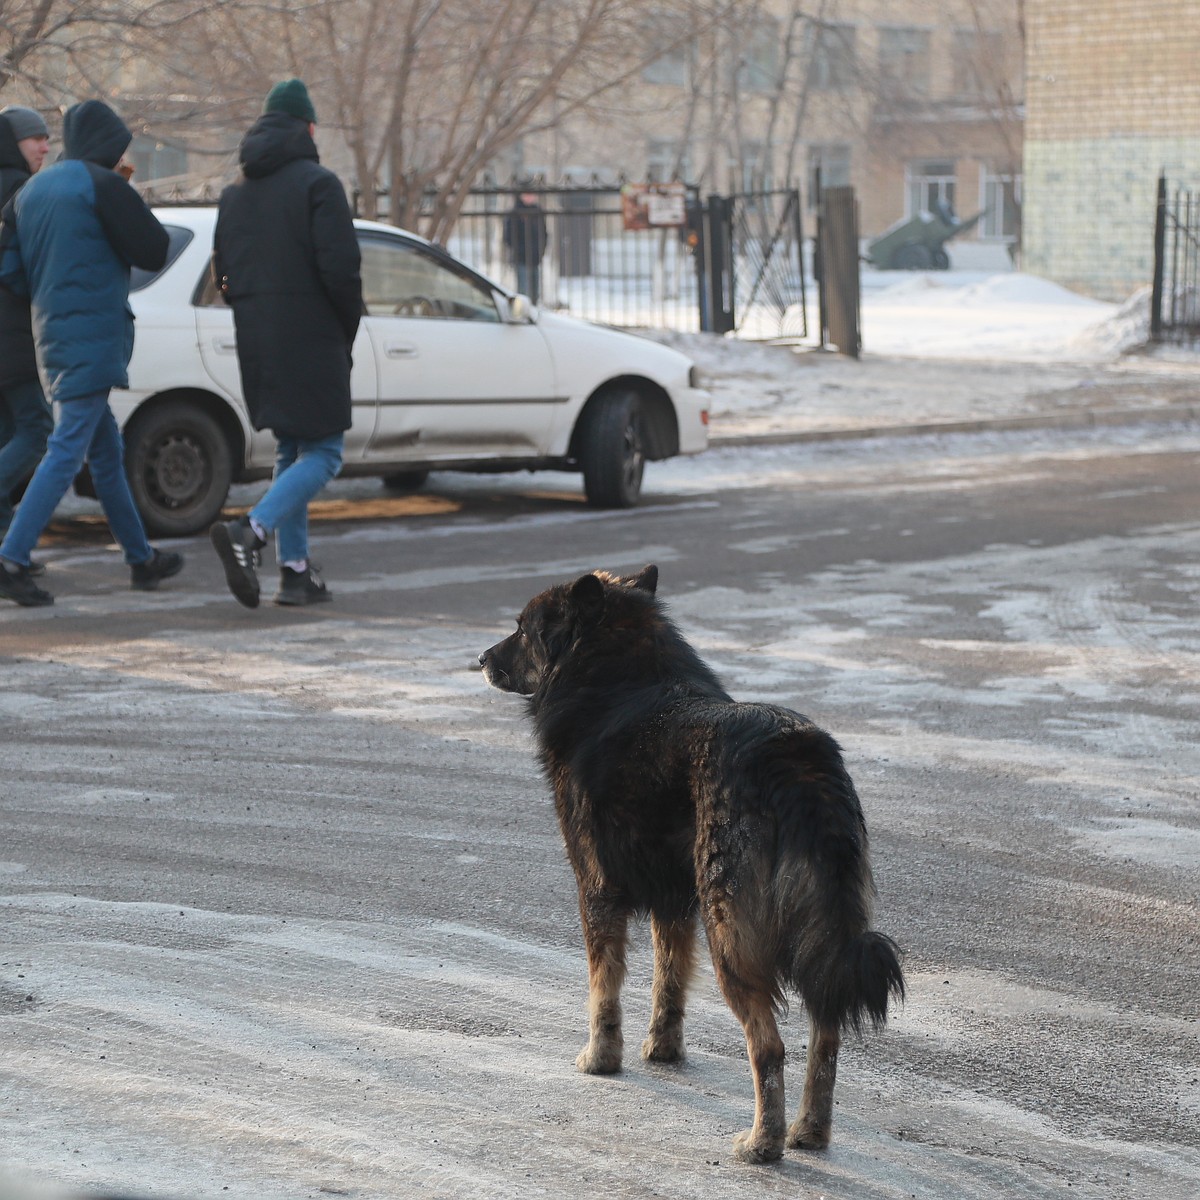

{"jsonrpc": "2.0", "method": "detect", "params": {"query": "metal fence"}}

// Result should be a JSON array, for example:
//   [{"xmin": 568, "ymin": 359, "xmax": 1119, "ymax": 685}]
[
  {"xmin": 1151, "ymin": 174, "xmax": 1200, "ymax": 343},
  {"xmin": 356, "ymin": 183, "xmax": 806, "ymax": 339}
]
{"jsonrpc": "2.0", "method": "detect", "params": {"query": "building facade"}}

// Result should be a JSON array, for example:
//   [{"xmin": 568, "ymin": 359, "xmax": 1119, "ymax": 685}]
[
  {"xmin": 1023, "ymin": 0, "xmax": 1200, "ymax": 300},
  {"xmin": 519, "ymin": 0, "xmax": 1024, "ymax": 267}
]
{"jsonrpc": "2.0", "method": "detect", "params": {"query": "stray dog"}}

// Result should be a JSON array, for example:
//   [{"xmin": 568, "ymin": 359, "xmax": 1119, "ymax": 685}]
[{"xmin": 479, "ymin": 566, "xmax": 904, "ymax": 1164}]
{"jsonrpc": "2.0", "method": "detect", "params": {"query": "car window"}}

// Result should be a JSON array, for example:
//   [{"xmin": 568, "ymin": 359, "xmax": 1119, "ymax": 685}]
[
  {"xmin": 130, "ymin": 224, "xmax": 194, "ymax": 293},
  {"xmin": 360, "ymin": 235, "xmax": 500, "ymax": 322}
]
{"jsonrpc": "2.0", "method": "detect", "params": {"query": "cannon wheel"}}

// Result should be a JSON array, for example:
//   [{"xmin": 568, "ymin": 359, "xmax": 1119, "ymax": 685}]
[
  {"xmin": 894, "ymin": 242, "xmax": 933, "ymax": 270},
  {"xmin": 931, "ymin": 248, "xmax": 951, "ymax": 271}
]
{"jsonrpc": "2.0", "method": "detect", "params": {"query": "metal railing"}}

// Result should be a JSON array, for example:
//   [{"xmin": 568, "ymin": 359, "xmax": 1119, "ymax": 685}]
[{"xmin": 1151, "ymin": 174, "xmax": 1200, "ymax": 343}]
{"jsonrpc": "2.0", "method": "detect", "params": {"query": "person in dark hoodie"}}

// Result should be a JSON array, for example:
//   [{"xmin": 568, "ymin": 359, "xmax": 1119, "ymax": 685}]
[
  {"xmin": 209, "ymin": 78, "xmax": 362, "ymax": 609},
  {"xmin": 0, "ymin": 99, "xmax": 181, "ymax": 608},
  {"xmin": 0, "ymin": 106, "xmax": 53, "ymax": 572}
]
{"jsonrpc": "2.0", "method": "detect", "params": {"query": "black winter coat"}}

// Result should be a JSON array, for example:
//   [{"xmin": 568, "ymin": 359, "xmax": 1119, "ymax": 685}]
[
  {"xmin": 213, "ymin": 113, "xmax": 362, "ymax": 440},
  {"xmin": 0, "ymin": 116, "xmax": 37, "ymax": 389},
  {"xmin": 503, "ymin": 198, "xmax": 548, "ymax": 266}
]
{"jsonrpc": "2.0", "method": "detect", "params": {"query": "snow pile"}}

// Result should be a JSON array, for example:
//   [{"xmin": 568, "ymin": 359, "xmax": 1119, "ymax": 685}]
[
  {"xmin": 1068, "ymin": 287, "xmax": 1152, "ymax": 357},
  {"xmin": 860, "ymin": 271, "xmax": 1119, "ymax": 362}
]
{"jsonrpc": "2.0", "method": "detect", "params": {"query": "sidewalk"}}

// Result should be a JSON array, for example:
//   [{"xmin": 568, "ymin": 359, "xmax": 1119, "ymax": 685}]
[
  {"xmin": 647, "ymin": 271, "xmax": 1200, "ymax": 447},
  {"xmin": 703, "ymin": 348, "xmax": 1200, "ymax": 447}
]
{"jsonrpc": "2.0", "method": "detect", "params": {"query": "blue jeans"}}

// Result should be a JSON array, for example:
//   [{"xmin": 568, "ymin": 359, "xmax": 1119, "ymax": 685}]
[
  {"xmin": 249, "ymin": 433, "xmax": 343, "ymax": 565},
  {"xmin": 0, "ymin": 378, "xmax": 54, "ymax": 540},
  {"xmin": 514, "ymin": 262, "xmax": 541, "ymax": 305},
  {"xmin": 0, "ymin": 390, "xmax": 152, "ymax": 568}
]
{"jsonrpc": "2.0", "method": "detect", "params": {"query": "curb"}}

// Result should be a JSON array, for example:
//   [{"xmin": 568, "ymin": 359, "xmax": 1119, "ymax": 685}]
[{"xmin": 708, "ymin": 402, "xmax": 1200, "ymax": 448}]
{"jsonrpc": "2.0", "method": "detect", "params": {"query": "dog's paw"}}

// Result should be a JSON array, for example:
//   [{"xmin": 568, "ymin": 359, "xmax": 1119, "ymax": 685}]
[
  {"xmin": 576, "ymin": 1042, "xmax": 622, "ymax": 1074},
  {"xmin": 732, "ymin": 1129, "xmax": 784, "ymax": 1165},
  {"xmin": 786, "ymin": 1117, "xmax": 831, "ymax": 1150},
  {"xmin": 641, "ymin": 1032, "xmax": 686, "ymax": 1064}
]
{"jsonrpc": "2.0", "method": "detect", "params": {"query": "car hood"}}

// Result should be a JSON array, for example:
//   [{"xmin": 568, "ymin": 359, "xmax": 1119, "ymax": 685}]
[{"xmin": 533, "ymin": 309, "xmax": 695, "ymax": 381}]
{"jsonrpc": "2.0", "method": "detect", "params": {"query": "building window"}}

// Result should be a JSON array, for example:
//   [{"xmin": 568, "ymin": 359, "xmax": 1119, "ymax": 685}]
[
  {"xmin": 980, "ymin": 170, "xmax": 1021, "ymax": 240},
  {"xmin": 907, "ymin": 160, "xmax": 956, "ymax": 218},
  {"xmin": 811, "ymin": 23, "xmax": 857, "ymax": 91},
  {"xmin": 732, "ymin": 141, "xmax": 772, "ymax": 194},
  {"xmin": 647, "ymin": 138, "xmax": 690, "ymax": 183},
  {"xmin": 642, "ymin": 12, "xmax": 690, "ymax": 87},
  {"xmin": 879, "ymin": 26, "xmax": 931, "ymax": 97},
  {"xmin": 736, "ymin": 16, "xmax": 780, "ymax": 93},
  {"xmin": 806, "ymin": 144, "xmax": 851, "ymax": 208},
  {"xmin": 951, "ymin": 28, "xmax": 1006, "ymax": 98}
]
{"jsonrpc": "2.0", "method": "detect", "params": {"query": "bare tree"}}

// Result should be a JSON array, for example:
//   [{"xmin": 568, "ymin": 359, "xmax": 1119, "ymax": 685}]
[{"xmin": 0, "ymin": 0, "xmax": 201, "ymax": 102}]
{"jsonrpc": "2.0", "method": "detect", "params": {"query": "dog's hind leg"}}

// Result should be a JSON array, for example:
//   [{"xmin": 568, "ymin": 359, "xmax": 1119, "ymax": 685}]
[
  {"xmin": 642, "ymin": 912, "xmax": 697, "ymax": 1063},
  {"xmin": 575, "ymin": 896, "xmax": 628, "ymax": 1074},
  {"xmin": 787, "ymin": 1018, "xmax": 840, "ymax": 1150},
  {"xmin": 709, "ymin": 947, "xmax": 786, "ymax": 1163}
]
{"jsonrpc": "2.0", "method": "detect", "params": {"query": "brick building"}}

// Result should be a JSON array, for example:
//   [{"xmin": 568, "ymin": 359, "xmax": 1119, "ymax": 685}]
[{"xmin": 1023, "ymin": 0, "xmax": 1200, "ymax": 300}]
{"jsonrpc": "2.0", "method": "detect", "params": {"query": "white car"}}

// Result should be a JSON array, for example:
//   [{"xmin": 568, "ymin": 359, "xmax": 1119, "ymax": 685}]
[{"xmin": 112, "ymin": 207, "xmax": 709, "ymax": 536}]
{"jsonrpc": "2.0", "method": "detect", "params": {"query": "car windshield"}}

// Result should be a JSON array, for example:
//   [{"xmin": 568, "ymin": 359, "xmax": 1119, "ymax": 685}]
[{"xmin": 130, "ymin": 224, "xmax": 194, "ymax": 292}]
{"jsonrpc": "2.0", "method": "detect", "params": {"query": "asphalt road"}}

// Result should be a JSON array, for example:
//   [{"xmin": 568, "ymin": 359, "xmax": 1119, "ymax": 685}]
[{"xmin": 2, "ymin": 424, "xmax": 1199, "ymax": 1199}]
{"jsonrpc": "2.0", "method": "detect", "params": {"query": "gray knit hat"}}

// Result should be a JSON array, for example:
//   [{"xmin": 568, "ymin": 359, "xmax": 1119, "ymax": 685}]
[{"xmin": 1, "ymin": 105, "xmax": 49, "ymax": 141}]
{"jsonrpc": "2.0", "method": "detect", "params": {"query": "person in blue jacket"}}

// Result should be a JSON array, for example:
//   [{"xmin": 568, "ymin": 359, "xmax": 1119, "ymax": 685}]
[{"xmin": 0, "ymin": 99, "xmax": 184, "ymax": 607}]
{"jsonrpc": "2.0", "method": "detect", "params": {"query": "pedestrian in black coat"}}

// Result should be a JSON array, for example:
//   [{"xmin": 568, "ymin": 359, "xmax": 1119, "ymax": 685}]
[
  {"xmin": 503, "ymin": 191, "xmax": 548, "ymax": 304},
  {"xmin": 0, "ymin": 107, "xmax": 53, "ymax": 559},
  {"xmin": 209, "ymin": 79, "xmax": 363, "ymax": 610}
]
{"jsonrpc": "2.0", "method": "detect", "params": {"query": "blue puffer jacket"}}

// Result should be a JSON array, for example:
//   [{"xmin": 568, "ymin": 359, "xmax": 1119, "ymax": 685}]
[{"xmin": 0, "ymin": 101, "xmax": 168, "ymax": 402}]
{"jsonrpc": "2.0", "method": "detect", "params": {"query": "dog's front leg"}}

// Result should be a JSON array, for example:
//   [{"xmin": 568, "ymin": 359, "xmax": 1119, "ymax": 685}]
[
  {"xmin": 642, "ymin": 912, "xmax": 696, "ymax": 1063},
  {"xmin": 575, "ymin": 893, "xmax": 628, "ymax": 1074}
]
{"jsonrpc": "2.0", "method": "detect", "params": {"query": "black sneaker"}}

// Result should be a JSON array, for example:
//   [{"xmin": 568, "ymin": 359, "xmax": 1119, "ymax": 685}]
[
  {"xmin": 0, "ymin": 560, "xmax": 53, "ymax": 607},
  {"xmin": 210, "ymin": 516, "xmax": 265, "ymax": 608},
  {"xmin": 26, "ymin": 557, "xmax": 45, "ymax": 578},
  {"xmin": 131, "ymin": 548, "xmax": 184, "ymax": 591},
  {"xmin": 274, "ymin": 563, "xmax": 331, "ymax": 606}
]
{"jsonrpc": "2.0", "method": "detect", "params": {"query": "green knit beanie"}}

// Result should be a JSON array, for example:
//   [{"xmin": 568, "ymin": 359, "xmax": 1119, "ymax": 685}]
[{"xmin": 263, "ymin": 79, "xmax": 317, "ymax": 125}]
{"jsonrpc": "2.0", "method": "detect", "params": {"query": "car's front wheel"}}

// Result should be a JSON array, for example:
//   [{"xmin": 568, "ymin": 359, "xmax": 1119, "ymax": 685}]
[
  {"xmin": 124, "ymin": 398, "xmax": 234, "ymax": 537},
  {"xmin": 579, "ymin": 388, "xmax": 645, "ymax": 508},
  {"xmin": 381, "ymin": 469, "xmax": 430, "ymax": 493}
]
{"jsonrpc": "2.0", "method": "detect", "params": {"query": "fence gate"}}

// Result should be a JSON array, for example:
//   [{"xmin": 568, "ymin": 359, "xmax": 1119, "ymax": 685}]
[
  {"xmin": 720, "ymin": 189, "xmax": 807, "ymax": 340},
  {"xmin": 1151, "ymin": 173, "xmax": 1200, "ymax": 344},
  {"xmin": 358, "ymin": 183, "xmax": 806, "ymax": 338}
]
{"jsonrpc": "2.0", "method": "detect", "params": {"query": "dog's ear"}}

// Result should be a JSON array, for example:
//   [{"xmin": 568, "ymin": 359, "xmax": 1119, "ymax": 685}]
[
  {"xmin": 632, "ymin": 564, "xmax": 658, "ymax": 594},
  {"xmin": 571, "ymin": 573, "xmax": 606, "ymax": 624}
]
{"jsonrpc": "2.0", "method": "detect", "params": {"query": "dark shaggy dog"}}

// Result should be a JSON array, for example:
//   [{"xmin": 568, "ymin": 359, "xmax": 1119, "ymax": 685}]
[{"xmin": 479, "ymin": 565, "xmax": 904, "ymax": 1163}]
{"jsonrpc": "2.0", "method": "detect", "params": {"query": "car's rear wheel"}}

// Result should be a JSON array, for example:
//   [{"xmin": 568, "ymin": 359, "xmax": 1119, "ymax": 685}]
[
  {"xmin": 579, "ymin": 388, "xmax": 645, "ymax": 508},
  {"xmin": 124, "ymin": 399, "xmax": 233, "ymax": 537},
  {"xmin": 381, "ymin": 469, "xmax": 430, "ymax": 493}
]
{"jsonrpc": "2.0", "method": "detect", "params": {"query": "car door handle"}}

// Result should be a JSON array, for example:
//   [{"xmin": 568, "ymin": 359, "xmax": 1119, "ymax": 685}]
[
  {"xmin": 214, "ymin": 336, "xmax": 238, "ymax": 353},
  {"xmin": 385, "ymin": 342, "xmax": 418, "ymax": 359}
]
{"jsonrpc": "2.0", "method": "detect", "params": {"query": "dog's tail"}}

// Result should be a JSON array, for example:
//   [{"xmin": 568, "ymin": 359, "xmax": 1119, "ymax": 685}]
[
  {"xmin": 763, "ymin": 727, "xmax": 906, "ymax": 1032},
  {"xmin": 803, "ymin": 929, "xmax": 905, "ymax": 1036}
]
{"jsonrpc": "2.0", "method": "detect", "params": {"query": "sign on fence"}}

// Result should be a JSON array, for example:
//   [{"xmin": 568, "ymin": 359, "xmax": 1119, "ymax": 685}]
[{"xmin": 620, "ymin": 183, "xmax": 687, "ymax": 231}]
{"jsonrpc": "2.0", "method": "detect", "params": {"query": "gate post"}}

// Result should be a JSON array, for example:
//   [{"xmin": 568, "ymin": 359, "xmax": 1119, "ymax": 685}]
[
  {"xmin": 817, "ymin": 186, "xmax": 861, "ymax": 357},
  {"xmin": 1150, "ymin": 172, "xmax": 1167, "ymax": 342},
  {"xmin": 705, "ymin": 195, "xmax": 736, "ymax": 334}
]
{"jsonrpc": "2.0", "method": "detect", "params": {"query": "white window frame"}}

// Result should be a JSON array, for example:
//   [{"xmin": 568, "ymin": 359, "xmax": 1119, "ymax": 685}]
[
  {"xmin": 979, "ymin": 169, "xmax": 1022, "ymax": 241},
  {"xmin": 906, "ymin": 160, "xmax": 957, "ymax": 219}
]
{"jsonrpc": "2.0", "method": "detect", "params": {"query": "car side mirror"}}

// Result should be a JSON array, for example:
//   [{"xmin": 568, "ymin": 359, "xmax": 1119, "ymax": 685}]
[{"xmin": 497, "ymin": 291, "xmax": 536, "ymax": 324}]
